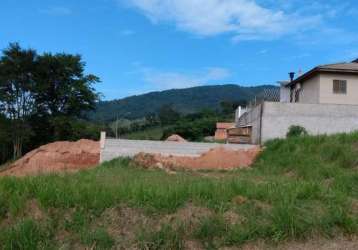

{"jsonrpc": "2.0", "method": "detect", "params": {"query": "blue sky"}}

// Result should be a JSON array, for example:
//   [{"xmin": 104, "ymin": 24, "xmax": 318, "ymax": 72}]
[{"xmin": 1, "ymin": 0, "xmax": 358, "ymax": 100}]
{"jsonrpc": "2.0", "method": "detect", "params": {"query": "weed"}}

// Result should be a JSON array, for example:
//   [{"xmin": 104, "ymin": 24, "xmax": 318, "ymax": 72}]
[
  {"xmin": 0, "ymin": 219, "xmax": 53, "ymax": 249},
  {"xmin": 195, "ymin": 215, "xmax": 227, "ymax": 248},
  {"xmin": 80, "ymin": 228, "xmax": 114, "ymax": 250},
  {"xmin": 137, "ymin": 223, "xmax": 185, "ymax": 250}
]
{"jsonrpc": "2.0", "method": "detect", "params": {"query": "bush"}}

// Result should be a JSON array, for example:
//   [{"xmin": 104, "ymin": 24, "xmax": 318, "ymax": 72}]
[
  {"xmin": 162, "ymin": 117, "xmax": 217, "ymax": 141},
  {"xmin": 286, "ymin": 125, "xmax": 308, "ymax": 138}
]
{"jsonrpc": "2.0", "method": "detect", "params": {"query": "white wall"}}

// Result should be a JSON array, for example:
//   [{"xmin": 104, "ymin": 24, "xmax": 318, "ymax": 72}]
[
  {"xmin": 261, "ymin": 102, "xmax": 358, "ymax": 143},
  {"xmin": 101, "ymin": 139, "xmax": 256, "ymax": 162},
  {"xmin": 299, "ymin": 75, "xmax": 320, "ymax": 103},
  {"xmin": 280, "ymin": 85, "xmax": 290, "ymax": 103},
  {"xmin": 319, "ymin": 73, "xmax": 358, "ymax": 105}
]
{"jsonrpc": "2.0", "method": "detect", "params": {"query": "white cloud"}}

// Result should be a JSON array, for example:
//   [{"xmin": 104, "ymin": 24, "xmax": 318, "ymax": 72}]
[
  {"xmin": 124, "ymin": 0, "xmax": 321, "ymax": 40},
  {"xmin": 141, "ymin": 67, "xmax": 231, "ymax": 89},
  {"xmin": 39, "ymin": 7, "xmax": 72, "ymax": 16}
]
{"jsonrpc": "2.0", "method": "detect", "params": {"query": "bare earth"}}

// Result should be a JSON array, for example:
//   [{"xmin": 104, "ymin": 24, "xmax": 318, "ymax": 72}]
[
  {"xmin": 238, "ymin": 236, "xmax": 358, "ymax": 250},
  {"xmin": 0, "ymin": 139, "xmax": 100, "ymax": 177},
  {"xmin": 134, "ymin": 146, "xmax": 261, "ymax": 170}
]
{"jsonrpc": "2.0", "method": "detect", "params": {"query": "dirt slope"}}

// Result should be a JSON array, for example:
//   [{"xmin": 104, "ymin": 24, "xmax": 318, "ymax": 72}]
[
  {"xmin": 134, "ymin": 146, "xmax": 261, "ymax": 170},
  {"xmin": 0, "ymin": 139, "xmax": 99, "ymax": 177}
]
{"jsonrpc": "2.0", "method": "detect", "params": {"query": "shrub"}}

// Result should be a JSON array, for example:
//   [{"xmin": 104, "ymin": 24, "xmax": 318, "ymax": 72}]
[{"xmin": 286, "ymin": 125, "xmax": 308, "ymax": 138}]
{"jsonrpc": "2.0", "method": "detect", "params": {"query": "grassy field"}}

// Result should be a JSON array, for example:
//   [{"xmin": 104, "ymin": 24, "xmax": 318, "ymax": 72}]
[
  {"xmin": 0, "ymin": 133, "xmax": 358, "ymax": 249},
  {"xmin": 122, "ymin": 126, "xmax": 166, "ymax": 140}
]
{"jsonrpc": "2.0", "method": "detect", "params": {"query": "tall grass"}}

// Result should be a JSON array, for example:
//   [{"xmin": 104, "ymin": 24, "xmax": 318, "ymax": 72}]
[
  {"xmin": 0, "ymin": 132, "xmax": 357, "ymax": 248},
  {"xmin": 0, "ymin": 219, "xmax": 53, "ymax": 250}
]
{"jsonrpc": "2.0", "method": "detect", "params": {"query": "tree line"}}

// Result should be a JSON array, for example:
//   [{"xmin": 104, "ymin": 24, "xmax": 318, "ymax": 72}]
[
  {"xmin": 0, "ymin": 43, "xmax": 105, "ymax": 164},
  {"xmin": 115, "ymin": 102, "xmax": 243, "ymax": 141}
]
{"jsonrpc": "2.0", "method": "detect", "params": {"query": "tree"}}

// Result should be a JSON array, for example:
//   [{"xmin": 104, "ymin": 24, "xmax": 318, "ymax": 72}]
[
  {"xmin": 220, "ymin": 100, "xmax": 247, "ymax": 115},
  {"xmin": 35, "ymin": 53, "xmax": 100, "ymax": 117},
  {"xmin": 0, "ymin": 43, "xmax": 37, "ymax": 158},
  {"xmin": 0, "ymin": 114, "xmax": 12, "ymax": 164},
  {"xmin": 0, "ymin": 43, "xmax": 101, "ymax": 160},
  {"xmin": 34, "ymin": 53, "xmax": 100, "ymax": 141},
  {"xmin": 158, "ymin": 104, "xmax": 180, "ymax": 125},
  {"xmin": 145, "ymin": 113, "xmax": 159, "ymax": 127}
]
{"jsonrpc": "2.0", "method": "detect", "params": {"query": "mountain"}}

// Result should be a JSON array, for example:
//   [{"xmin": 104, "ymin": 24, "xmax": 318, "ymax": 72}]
[{"xmin": 89, "ymin": 84, "xmax": 276, "ymax": 122}]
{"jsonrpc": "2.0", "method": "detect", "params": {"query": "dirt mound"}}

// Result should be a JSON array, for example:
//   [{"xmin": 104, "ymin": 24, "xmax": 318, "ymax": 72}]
[
  {"xmin": 165, "ymin": 134, "xmax": 187, "ymax": 142},
  {"xmin": 134, "ymin": 146, "xmax": 261, "ymax": 170},
  {"xmin": 0, "ymin": 139, "xmax": 100, "ymax": 177}
]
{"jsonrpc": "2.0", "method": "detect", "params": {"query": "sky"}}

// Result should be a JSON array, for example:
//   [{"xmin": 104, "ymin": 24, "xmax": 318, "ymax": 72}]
[{"xmin": 1, "ymin": 0, "xmax": 358, "ymax": 100}]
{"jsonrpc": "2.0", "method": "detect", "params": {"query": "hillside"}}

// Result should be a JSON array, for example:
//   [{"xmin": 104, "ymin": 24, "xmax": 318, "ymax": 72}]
[
  {"xmin": 89, "ymin": 84, "xmax": 276, "ymax": 122},
  {"xmin": 0, "ymin": 133, "xmax": 357, "ymax": 249}
]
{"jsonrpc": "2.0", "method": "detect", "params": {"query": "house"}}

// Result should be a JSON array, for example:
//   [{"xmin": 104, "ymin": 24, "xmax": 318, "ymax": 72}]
[
  {"xmin": 280, "ymin": 61, "xmax": 358, "ymax": 105},
  {"xmin": 236, "ymin": 59, "xmax": 358, "ymax": 144}
]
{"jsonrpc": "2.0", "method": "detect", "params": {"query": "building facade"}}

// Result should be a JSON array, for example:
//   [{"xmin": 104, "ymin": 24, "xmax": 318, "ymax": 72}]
[
  {"xmin": 281, "ymin": 62, "xmax": 358, "ymax": 105},
  {"xmin": 238, "ymin": 60, "xmax": 358, "ymax": 144}
]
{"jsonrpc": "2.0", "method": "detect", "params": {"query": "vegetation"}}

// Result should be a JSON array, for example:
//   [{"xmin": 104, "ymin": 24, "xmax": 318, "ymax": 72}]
[
  {"xmin": 89, "ymin": 84, "xmax": 276, "ymax": 122},
  {"xmin": 120, "ymin": 104, "xmax": 236, "ymax": 141},
  {"xmin": 286, "ymin": 125, "xmax": 308, "ymax": 138},
  {"xmin": 162, "ymin": 110, "xmax": 223, "ymax": 141},
  {"xmin": 122, "ymin": 126, "xmax": 165, "ymax": 140},
  {"xmin": 1, "ymin": 132, "xmax": 357, "ymax": 249},
  {"xmin": 122, "ymin": 108, "xmax": 233, "ymax": 141},
  {"xmin": 0, "ymin": 43, "xmax": 108, "ymax": 165}
]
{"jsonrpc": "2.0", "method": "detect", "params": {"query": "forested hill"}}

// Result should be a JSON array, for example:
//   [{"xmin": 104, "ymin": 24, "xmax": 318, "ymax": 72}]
[{"xmin": 89, "ymin": 84, "xmax": 276, "ymax": 122}]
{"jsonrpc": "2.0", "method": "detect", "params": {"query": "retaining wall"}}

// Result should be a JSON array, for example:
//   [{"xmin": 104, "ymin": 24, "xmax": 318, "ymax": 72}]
[
  {"xmin": 100, "ymin": 139, "xmax": 256, "ymax": 163},
  {"xmin": 261, "ymin": 102, "xmax": 358, "ymax": 142}
]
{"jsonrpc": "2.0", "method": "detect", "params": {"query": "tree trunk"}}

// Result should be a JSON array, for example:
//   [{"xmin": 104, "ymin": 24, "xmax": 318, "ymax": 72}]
[{"xmin": 13, "ymin": 136, "xmax": 22, "ymax": 159}]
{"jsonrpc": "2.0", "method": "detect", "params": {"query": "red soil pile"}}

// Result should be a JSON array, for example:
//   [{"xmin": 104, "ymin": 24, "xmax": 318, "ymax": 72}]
[
  {"xmin": 0, "ymin": 139, "xmax": 99, "ymax": 177},
  {"xmin": 166, "ymin": 134, "xmax": 187, "ymax": 142},
  {"xmin": 134, "ymin": 146, "xmax": 261, "ymax": 170}
]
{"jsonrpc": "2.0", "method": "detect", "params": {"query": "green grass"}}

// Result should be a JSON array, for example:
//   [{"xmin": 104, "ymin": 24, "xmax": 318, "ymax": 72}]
[
  {"xmin": 80, "ymin": 228, "xmax": 114, "ymax": 249},
  {"xmin": 122, "ymin": 126, "xmax": 166, "ymax": 140},
  {"xmin": 137, "ymin": 223, "xmax": 185, "ymax": 250},
  {"xmin": 0, "ymin": 219, "xmax": 54, "ymax": 250},
  {"xmin": 0, "ymin": 132, "xmax": 357, "ymax": 248}
]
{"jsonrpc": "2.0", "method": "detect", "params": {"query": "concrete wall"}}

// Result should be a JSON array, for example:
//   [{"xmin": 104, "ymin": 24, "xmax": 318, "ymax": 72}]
[
  {"xmin": 299, "ymin": 75, "xmax": 320, "ymax": 104},
  {"xmin": 319, "ymin": 73, "xmax": 358, "ymax": 105},
  {"xmin": 261, "ymin": 102, "xmax": 358, "ymax": 142},
  {"xmin": 100, "ymin": 139, "xmax": 256, "ymax": 163},
  {"xmin": 280, "ymin": 85, "xmax": 290, "ymax": 103},
  {"xmin": 236, "ymin": 104, "xmax": 262, "ymax": 144}
]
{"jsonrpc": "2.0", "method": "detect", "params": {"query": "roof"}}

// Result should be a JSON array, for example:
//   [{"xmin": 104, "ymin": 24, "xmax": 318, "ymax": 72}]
[{"xmin": 288, "ymin": 62, "xmax": 358, "ymax": 86}]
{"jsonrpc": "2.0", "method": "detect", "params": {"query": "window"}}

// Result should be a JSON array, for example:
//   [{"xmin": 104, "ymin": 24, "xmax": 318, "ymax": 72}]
[{"xmin": 333, "ymin": 80, "xmax": 347, "ymax": 94}]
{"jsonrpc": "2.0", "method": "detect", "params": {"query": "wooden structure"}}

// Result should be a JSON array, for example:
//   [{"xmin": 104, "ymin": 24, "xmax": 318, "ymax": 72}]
[
  {"xmin": 214, "ymin": 123, "xmax": 235, "ymax": 140},
  {"xmin": 227, "ymin": 126, "xmax": 252, "ymax": 144}
]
